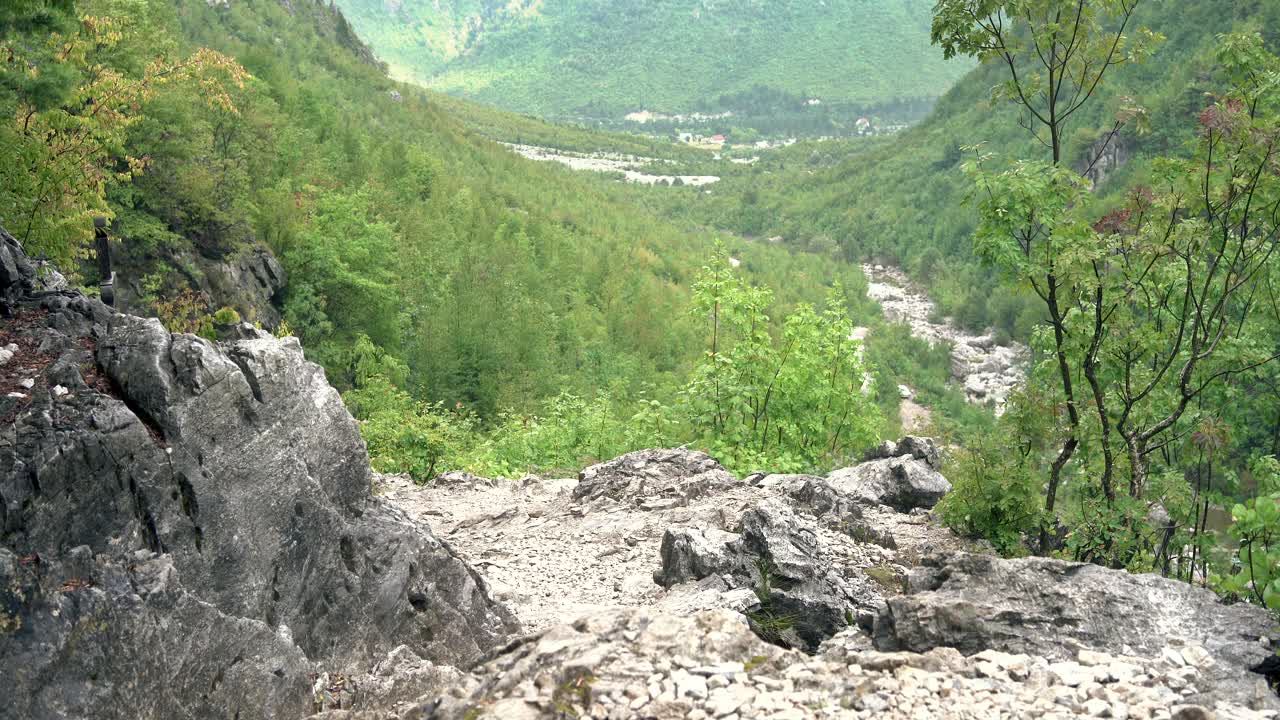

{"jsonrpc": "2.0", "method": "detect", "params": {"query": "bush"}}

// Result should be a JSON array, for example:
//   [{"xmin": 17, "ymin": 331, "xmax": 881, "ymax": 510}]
[
  {"xmin": 343, "ymin": 374, "xmax": 476, "ymax": 483},
  {"xmin": 936, "ymin": 427, "xmax": 1043, "ymax": 556},
  {"xmin": 1220, "ymin": 456, "xmax": 1280, "ymax": 610},
  {"xmin": 212, "ymin": 306, "xmax": 241, "ymax": 325}
]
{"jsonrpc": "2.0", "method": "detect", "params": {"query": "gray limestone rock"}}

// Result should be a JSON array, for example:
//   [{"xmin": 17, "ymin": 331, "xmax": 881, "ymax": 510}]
[
  {"xmin": 0, "ymin": 225, "xmax": 35, "ymax": 311},
  {"xmin": 653, "ymin": 495, "xmax": 882, "ymax": 652},
  {"xmin": 874, "ymin": 552, "xmax": 1280, "ymax": 710},
  {"xmin": 653, "ymin": 526, "xmax": 741, "ymax": 588},
  {"xmin": 0, "ymin": 232, "xmax": 518, "ymax": 720},
  {"xmin": 827, "ymin": 452, "xmax": 951, "ymax": 512},
  {"xmin": 573, "ymin": 448, "xmax": 738, "ymax": 505}
]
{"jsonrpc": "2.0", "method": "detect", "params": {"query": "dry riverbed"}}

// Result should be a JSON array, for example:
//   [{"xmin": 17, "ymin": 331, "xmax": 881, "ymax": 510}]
[
  {"xmin": 863, "ymin": 264, "xmax": 1027, "ymax": 413},
  {"xmin": 503, "ymin": 143, "xmax": 720, "ymax": 186}
]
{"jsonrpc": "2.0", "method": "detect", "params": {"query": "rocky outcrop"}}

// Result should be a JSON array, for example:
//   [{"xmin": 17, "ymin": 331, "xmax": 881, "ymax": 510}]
[
  {"xmin": 655, "ymin": 525, "xmax": 741, "ymax": 587},
  {"xmin": 0, "ymin": 226, "xmax": 35, "ymax": 312},
  {"xmin": 199, "ymin": 246, "xmax": 287, "ymax": 328},
  {"xmin": 874, "ymin": 552, "xmax": 1278, "ymax": 710},
  {"xmin": 574, "ymin": 448, "xmax": 738, "ymax": 507},
  {"xmin": 865, "ymin": 435, "xmax": 942, "ymax": 469},
  {"xmin": 0, "ymin": 232, "xmax": 517, "ymax": 719},
  {"xmin": 640, "ymin": 466, "xmax": 903, "ymax": 652},
  {"xmin": 652, "ymin": 495, "xmax": 884, "ymax": 652},
  {"xmin": 118, "ymin": 245, "xmax": 287, "ymax": 329},
  {"xmin": 420, "ymin": 606, "xmax": 1276, "ymax": 720},
  {"xmin": 826, "ymin": 438, "xmax": 951, "ymax": 512},
  {"xmin": 1078, "ymin": 131, "xmax": 1129, "ymax": 190}
]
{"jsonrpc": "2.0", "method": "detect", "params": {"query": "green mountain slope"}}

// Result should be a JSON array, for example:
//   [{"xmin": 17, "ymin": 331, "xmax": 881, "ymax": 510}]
[
  {"xmin": 333, "ymin": 0, "xmax": 972, "ymax": 123},
  {"xmin": 659, "ymin": 0, "xmax": 1280, "ymax": 338},
  {"xmin": 6, "ymin": 0, "xmax": 926, "ymax": 474}
]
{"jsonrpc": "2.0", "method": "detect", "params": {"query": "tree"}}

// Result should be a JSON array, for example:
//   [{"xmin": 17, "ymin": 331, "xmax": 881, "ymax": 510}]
[
  {"xmin": 949, "ymin": 19, "xmax": 1280, "ymax": 567},
  {"xmin": 684, "ymin": 243, "xmax": 881, "ymax": 472},
  {"xmin": 933, "ymin": 0, "xmax": 1161, "ymax": 552},
  {"xmin": 0, "ymin": 0, "xmax": 245, "ymax": 267}
]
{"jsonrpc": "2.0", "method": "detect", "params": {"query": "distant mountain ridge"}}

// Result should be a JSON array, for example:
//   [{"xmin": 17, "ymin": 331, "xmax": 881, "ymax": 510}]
[{"xmin": 333, "ymin": 0, "xmax": 971, "ymax": 123}]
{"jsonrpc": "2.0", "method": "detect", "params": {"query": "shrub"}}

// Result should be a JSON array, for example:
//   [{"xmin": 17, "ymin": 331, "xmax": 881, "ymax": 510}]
[
  {"xmin": 1220, "ymin": 456, "xmax": 1280, "ymax": 610},
  {"xmin": 936, "ymin": 427, "xmax": 1042, "ymax": 556},
  {"xmin": 212, "ymin": 306, "xmax": 242, "ymax": 325}
]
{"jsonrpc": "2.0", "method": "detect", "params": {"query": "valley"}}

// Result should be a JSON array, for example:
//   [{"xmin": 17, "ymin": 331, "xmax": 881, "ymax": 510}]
[
  {"xmin": 333, "ymin": 0, "xmax": 971, "ymax": 135},
  {"xmin": 5, "ymin": 0, "xmax": 1280, "ymax": 718}
]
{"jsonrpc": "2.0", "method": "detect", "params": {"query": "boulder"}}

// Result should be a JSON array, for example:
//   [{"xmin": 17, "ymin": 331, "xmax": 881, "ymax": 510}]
[
  {"xmin": 0, "ymin": 232, "xmax": 518, "ymax": 719},
  {"xmin": 653, "ymin": 526, "xmax": 741, "ymax": 588},
  {"xmin": 865, "ymin": 435, "xmax": 942, "ymax": 468},
  {"xmin": 767, "ymin": 474, "xmax": 864, "ymax": 520},
  {"xmin": 827, "ymin": 455, "xmax": 951, "ymax": 512},
  {"xmin": 739, "ymin": 499, "xmax": 880, "ymax": 649},
  {"xmin": 653, "ymin": 496, "xmax": 882, "ymax": 652},
  {"xmin": 874, "ymin": 552, "xmax": 1280, "ymax": 710},
  {"xmin": 573, "ymin": 448, "xmax": 738, "ymax": 505},
  {"xmin": 0, "ymin": 225, "xmax": 35, "ymax": 311}
]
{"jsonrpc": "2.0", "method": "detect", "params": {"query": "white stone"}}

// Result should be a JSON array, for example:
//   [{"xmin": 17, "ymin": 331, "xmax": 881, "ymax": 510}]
[
  {"xmin": 1107, "ymin": 661, "xmax": 1141, "ymax": 684},
  {"xmin": 1079, "ymin": 649, "xmax": 1115, "ymax": 667},
  {"xmin": 1161, "ymin": 648, "xmax": 1187, "ymax": 667},
  {"xmin": 862, "ymin": 692, "xmax": 891, "ymax": 712},
  {"xmin": 676, "ymin": 672, "xmax": 708, "ymax": 700},
  {"xmin": 705, "ymin": 684, "xmax": 755, "ymax": 717},
  {"xmin": 1048, "ymin": 661, "xmax": 1093, "ymax": 687},
  {"xmin": 1179, "ymin": 647, "xmax": 1211, "ymax": 669}
]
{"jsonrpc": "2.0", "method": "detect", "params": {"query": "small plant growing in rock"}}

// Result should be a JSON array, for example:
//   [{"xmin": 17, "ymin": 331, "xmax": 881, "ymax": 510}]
[
  {"xmin": 0, "ymin": 609, "xmax": 21, "ymax": 635},
  {"xmin": 550, "ymin": 670, "xmax": 596, "ymax": 717},
  {"xmin": 212, "ymin": 306, "xmax": 241, "ymax": 326},
  {"xmin": 864, "ymin": 564, "xmax": 905, "ymax": 594},
  {"xmin": 746, "ymin": 557, "xmax": 799, "ymax": 647}
]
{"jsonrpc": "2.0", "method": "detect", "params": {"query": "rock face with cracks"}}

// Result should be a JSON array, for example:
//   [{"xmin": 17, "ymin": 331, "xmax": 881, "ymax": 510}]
[
  {"xmin": 875, "ymin": 552, "xmax": 1280, "ymax": 709},
  {"xmin": 825, "ymin": 447, "xmax": 951, "ymax": 513},
  {"xmin": 0, "ymin": 230, "xmax": 516, "ymax": 720}
]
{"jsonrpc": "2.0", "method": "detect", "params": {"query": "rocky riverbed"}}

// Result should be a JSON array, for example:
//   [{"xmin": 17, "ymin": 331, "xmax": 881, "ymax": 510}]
[
  {"xmin": 503, "ymin": 143, "xmax": 720, "ymax": 186},
  {"xmin": 863, "ymin": 264, "xmax": 1027, "ymax": 413}
]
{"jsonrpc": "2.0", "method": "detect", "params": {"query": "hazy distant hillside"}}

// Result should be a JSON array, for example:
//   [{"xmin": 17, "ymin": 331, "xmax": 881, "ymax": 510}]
[
  {"xmin": 662, "ymin": 0, "xmax": 1280, "ymax": 339},
  {"xmin": 333, "ymin": 0, "xmax": 971, "ymax": 123}
]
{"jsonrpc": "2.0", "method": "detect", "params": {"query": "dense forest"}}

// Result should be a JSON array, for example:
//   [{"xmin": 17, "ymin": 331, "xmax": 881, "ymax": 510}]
[{"xmin": 332, "ymin": 0, "xmax": 972, "ymax": 128}]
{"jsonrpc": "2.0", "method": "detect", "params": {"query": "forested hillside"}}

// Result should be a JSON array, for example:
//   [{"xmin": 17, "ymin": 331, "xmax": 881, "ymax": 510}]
[
  {"xmin": 660, "ymin": 0, "xmax": 1280, "ymax": 340},
  {"xmin": 332, "ymin": 0, "xmax": 971, "ymax": 127},
  {"xmin": 4, "ymin": 0, "xmax": 939, "ymax": 480}
]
